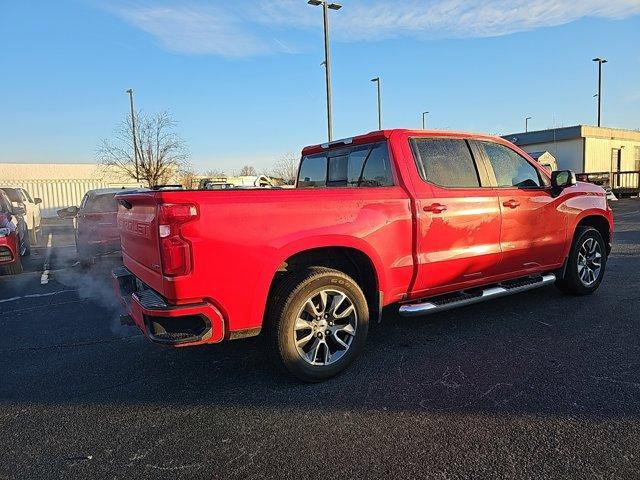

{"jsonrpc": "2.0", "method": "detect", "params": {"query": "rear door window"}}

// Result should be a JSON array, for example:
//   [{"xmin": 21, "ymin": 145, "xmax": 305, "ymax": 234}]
[
  {"xmin": 480, "ymin": 142, "xmax": 542, "ymax": 188},
  {"xmin": 411, "ymin": 138, "xmax": 480, "ymax": 188}
]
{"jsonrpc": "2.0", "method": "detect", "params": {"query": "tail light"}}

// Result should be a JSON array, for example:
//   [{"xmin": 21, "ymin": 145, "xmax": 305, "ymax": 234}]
[{"xmin": 158, "ymin": 203, "xmax": 198, "ymax": 276}]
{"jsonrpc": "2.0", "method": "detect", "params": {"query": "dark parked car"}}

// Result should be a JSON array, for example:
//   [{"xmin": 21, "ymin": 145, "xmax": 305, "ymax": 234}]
[{"xmin": 58, "ymin": 188, "xmax": 130, "ymax": 267}]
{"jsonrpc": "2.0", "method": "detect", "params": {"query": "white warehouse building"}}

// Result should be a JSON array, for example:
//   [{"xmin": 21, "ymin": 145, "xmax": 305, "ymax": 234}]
[{"xmin": 503, "ymin": 125, "xmax": 640, "ymax": 195}]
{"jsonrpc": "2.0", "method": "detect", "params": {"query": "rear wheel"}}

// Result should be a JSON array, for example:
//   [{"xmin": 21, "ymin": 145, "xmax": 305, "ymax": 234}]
[
  {"xmin": 79, "ymin": 254, "xmax": 94, "ymax": 268},
  {"xmin": 556, "ymin": 226, "xmax": 607, "ymax": 295},
  {"xmin": 264, "ymin": 267, "xmax": 369, "ymax": 382}
]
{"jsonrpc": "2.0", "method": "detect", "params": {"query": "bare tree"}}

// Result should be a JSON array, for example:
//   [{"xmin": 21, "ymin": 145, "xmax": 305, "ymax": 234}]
[
  {"xmin": 270, "ymin": 153, "xmax": 298, "ymax": 185},
  {"xmin": 176, "ymin": 167, "xmax": 199, "ymax": 189},
  {"xmin": 239, "ymin": 165, "xmax": 257, "ymax": 176},
  {"xmin": 98, "ymin": 111, "xmax": 190, "ymax": 188},
  {"xmin": 204, "ymin": 168, "xmax": 227, "ymax": 178}
]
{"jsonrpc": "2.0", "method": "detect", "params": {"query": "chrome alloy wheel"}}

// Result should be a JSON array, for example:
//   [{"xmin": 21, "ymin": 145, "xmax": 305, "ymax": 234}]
[
  {"xmin": 293, "ymin": 289, "xmax": 357, "ymax": 366},
  {"xmin": 577, "ymin": 237, "xmax": 602, "ymax": 287}
]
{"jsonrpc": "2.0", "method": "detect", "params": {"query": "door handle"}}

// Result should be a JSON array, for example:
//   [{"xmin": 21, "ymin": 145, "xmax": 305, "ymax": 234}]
[
  {"xmin": 423, "ymin": 203, "xmax": 447, "ymax": 214},
  {"xmin": 502, "ymin": 199, "xmax": 520, "ymax": 209}
]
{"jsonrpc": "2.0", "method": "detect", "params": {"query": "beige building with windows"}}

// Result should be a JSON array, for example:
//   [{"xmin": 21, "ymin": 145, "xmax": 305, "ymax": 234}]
[{"xmin": 503, "ymin": 125, "xmax": 640, "ymax": 194}]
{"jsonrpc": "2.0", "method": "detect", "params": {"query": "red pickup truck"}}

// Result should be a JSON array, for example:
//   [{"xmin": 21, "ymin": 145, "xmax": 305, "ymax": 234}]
[{"xmin": 113, "ymin": 129, "xmax": 613, "ymax": 382}]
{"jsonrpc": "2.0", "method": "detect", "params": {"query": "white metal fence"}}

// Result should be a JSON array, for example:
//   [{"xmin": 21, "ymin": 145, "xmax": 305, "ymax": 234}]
[{"xmin": 2, "ymin": 179, "xmax": 139, "ymax": 217}]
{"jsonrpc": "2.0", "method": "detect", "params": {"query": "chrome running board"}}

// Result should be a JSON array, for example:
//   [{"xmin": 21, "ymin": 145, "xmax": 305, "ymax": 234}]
[{"xmin": 398, "ymin": 274, "xmax": 556, "ymax": 317}]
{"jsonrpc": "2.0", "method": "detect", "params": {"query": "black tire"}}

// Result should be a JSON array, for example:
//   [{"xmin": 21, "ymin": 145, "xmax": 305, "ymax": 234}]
[
  {"xmin": 264, "ymin": 267, "xmax": 369, "ymax": 382},
  {"xmin": 555, "ymin": 226, "xmax": 607, "ymax": 295},
  {"xmin": 79, "ymin": 255, "xmax": 94, "ymax": 268},
  {"xmin": 77, "ymin": 244, "xmax": 94, "ymax": 268}
]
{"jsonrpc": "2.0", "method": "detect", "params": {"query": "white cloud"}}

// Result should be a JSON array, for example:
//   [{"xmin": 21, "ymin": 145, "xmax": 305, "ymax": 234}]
[
  {"xmin": 258, "ymin": 0, "xmax": 640, "ymax": 40},
  {"xmin": 107, "ymin": 0, "xmax": 640, "ymax": 56},
  {"xmin": 108, "ymin": 4, "xmax": 272, "ymax": 57}
]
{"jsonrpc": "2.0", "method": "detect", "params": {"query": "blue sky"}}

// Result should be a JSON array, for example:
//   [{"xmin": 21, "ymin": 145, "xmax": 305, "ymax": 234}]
[{"xmin": 1, "ymin": 0, "xmax": 639, "ymax": 172}]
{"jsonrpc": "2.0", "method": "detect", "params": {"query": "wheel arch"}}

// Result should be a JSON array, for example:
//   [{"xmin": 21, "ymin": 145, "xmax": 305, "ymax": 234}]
[
  {"xmin": 260, "ymin": 238, "xmax": 386, "ymax": 326},
  {"xmin": 575, "ymin": 214, "xmax": 611, "ymax": 255}
]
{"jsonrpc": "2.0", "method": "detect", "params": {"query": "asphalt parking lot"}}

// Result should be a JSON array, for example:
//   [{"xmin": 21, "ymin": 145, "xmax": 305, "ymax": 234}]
[{"xmin": 1, "ymin": 200, "xmax": 639, "ymax": 479}]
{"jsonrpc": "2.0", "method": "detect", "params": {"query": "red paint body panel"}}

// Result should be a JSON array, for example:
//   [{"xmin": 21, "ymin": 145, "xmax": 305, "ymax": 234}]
[
  {"xmin": 0, "ymin": 231, "xmax": 19, "ymax": 266},
  {"xmin": 115, "ymin": 129, "xmax": 613, "ymax": 347}
]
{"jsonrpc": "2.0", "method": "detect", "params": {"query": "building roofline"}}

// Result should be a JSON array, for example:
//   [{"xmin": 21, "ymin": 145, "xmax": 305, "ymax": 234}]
[{"xmin": 503, "ymin": 124, "xmax": 640, "ymax": 146}]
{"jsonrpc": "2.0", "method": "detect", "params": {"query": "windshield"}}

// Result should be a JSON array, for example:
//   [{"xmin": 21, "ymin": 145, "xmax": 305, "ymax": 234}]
[
  {"xmin": 85, "ymin": 194, "xmax": 118, "ymax": 213},
  {"xmin": 0, "ymin": 188, "xmax": 21, "ymax": 202}
]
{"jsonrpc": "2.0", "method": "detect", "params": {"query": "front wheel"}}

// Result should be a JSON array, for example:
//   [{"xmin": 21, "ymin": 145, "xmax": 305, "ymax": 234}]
[
  {"xmin": 556, "ymin": 226, "xmax": 607, "ymax": 295},
  {"xmin": 265, "ymin": 267, "xmax": 369, "ymax": 382}
]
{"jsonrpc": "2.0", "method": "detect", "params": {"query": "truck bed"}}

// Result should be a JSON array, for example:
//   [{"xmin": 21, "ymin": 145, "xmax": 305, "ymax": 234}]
[{"xmin": 117, "ymin": 187, "xmax": 414, "ymax": 334}]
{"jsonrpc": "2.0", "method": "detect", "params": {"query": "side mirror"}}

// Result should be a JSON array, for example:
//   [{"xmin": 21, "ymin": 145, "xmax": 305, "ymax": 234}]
[
  {"xmin": 12, "ymin": 206, "xmax": 26, "ymax": 216},
  {"xmin": 57, "ymin": 206, "xmax": 78, "ymax": 219},
  {"xmin": 552, "ymin": 170, "xmax": 576, "ymax": 189},
  {"xmin": 34, "ymin": 198, "xmax": 42, "ymax": 205}
]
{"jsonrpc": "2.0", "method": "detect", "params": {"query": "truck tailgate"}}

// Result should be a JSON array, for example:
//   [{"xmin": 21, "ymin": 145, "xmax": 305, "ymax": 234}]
[{"xmin": 116, "ymin": 192, "xmax": 163, "ymax": 291}]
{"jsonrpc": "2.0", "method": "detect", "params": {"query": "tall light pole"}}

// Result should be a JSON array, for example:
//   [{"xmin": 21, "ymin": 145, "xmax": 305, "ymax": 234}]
[
  {"xmin": 371, "ymin": 77, "xmax": 382, "ymax": 130},
  {"xmin": 308, "ymin": 0, "xmax": 342, "ymax": 142},
  {"xmin": 525, "ymin": 116, "xmax": 532, "ymax": 132},
  {"xmin": 125, "ymin": 89, "xmax": 139, "ymax": 181},
  {"xmin": 592, "ymin": 57, "xmax": 608, "ymax": 127},
  {"xmin": 422, "ymin": 111, "xmax": 429, "ymax": 129}
]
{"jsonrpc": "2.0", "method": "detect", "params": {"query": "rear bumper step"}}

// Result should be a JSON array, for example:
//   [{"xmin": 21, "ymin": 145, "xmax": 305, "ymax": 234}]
[
  {"xmin": 112, "ymin": 266, "xmax": 225, "ymax": 346},
  {"xmin": 399, "ymin": 274, "xmax": 556, "ymax": 317}
]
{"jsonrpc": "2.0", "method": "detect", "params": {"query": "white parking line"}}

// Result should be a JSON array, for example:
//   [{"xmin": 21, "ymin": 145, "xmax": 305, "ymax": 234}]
[
  {"xmin": 40, "ymin": 232, "xmax": 53, "ymax": 285},
  {"xmin": 0, "ymin": 289, "xmax": 76, "ymax": 304}
]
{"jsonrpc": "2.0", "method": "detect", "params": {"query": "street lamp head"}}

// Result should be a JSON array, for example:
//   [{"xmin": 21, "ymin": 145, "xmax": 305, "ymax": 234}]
[
  {"xmin": 526, "ymin": 116, "xmax": 532, "ymax": 120},
  {"xmin": 371, "ymin": 77, "xmax": 379, "ymax": 82},
  {"xmin": 126, "ymin": 89, "xmax": 133, "ymax": 94},
  {"xmin": 307, "ymin": 0, "xmax": 322, "ymax": 5},
  {"xmin": 328, "ymin": 3, "xmax": 342, "ymax": 9},
  {"xmin": 592, "ymin": 57, "xmax": 607, "ymax": 63}
]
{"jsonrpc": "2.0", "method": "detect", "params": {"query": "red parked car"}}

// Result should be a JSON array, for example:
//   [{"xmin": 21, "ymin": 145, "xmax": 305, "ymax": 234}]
[
  {"xmin": 113, "ymin": 129, "xmax": 613, "ymax": 381},
  {"xmin": 59, "ymin": 188, "xmax": 130, "ymax": 267},
  {"xmin": 0, "ymin": 190, "xmax": 28, "ymax": 275}
]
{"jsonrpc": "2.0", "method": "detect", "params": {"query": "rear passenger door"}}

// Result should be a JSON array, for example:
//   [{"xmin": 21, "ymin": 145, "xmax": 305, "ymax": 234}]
[
  {"xmin": 409, "ymin": 137, "xmax": 503, "ymax": 296},
  {"xmin": 474, "ymin": 141, "xmax": 566, "ymax": 275}
]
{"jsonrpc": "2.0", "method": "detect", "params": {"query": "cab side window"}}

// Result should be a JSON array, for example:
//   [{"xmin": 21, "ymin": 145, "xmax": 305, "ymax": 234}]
[{"xmin": 481, "ymin": 142, "xmax": 542, "ymax": 188}]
